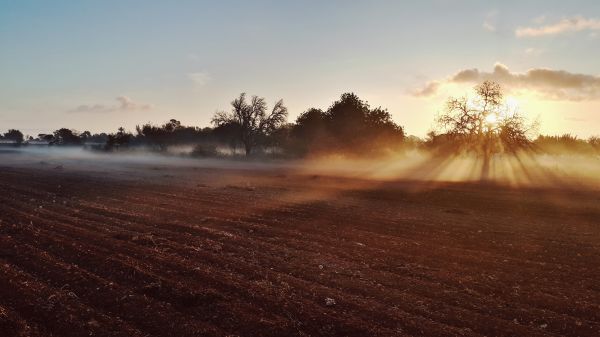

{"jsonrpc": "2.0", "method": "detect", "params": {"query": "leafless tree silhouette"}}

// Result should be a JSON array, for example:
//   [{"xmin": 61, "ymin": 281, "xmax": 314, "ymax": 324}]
[
  {"xmin": 212, "ymin": 93, "xmax": 288, "ymax": 155},
  {"xmin": 435, "ymin": 81, "xmax": 537, "ymax": 180}
]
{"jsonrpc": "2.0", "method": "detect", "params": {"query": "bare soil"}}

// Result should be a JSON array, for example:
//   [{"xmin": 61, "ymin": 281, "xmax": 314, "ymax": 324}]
[{"xmin": 1, "ymin": 157, "xmax": 599, "ymax": 336}]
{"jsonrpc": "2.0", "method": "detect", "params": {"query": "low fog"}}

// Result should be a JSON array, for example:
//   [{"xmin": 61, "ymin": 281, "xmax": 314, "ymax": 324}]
[
  {"xmin": 299, "ymin": 151, "xmax": 600, "ymax": 188},
  {"xmin": 2, "ymin": 146, "xmax": 600, "ymax": 190}
]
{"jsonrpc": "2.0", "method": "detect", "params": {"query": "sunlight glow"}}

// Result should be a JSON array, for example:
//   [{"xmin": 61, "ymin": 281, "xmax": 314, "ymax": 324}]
[
  {"xmin": 506, "ymin": 96, "xmax": 520, "ymax": 112},
  {"xmin": 485, "ymin": 113, "xmax": 498, "ymax": 125}
]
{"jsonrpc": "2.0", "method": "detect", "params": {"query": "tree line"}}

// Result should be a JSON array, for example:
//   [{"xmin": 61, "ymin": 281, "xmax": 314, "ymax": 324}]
[{"xmin": 2, "ymin": 82, "xmax": 599, "ymax": 157}]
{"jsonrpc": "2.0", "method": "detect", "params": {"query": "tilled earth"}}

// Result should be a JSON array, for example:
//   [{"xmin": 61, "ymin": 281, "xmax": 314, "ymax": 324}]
[{"xmin": 0, "ymin": 160, "xmax": 599, "ymax": 337}]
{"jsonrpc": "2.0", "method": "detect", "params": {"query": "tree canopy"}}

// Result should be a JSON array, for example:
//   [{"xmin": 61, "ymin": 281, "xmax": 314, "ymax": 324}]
[
  {"xmin": 52, "ymin": 128, "xmax": 82, "ymax": 145},
  {"xmin": 3, "ymin": 129, "xmax": 24, "ymax": 144},
  {"xmin": 292, "ymin": 93, "xmax": 404, "ymax": 155},
  {"xmin": 211, "ymin": 93, "xmax": 288, "ymax": 155},
  {"xmin": 136, "ymin": 119, "xmax": 211, "ymax": 150}
]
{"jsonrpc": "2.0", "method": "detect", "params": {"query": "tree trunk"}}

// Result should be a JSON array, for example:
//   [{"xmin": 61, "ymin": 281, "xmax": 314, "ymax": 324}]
[
  {"xmin": 481, "ymin": 150, "xmax": 490, "ymax": 181},
  {"xmin": 480, "ymin": 134, "xmax": 491, "ymax": 182}
]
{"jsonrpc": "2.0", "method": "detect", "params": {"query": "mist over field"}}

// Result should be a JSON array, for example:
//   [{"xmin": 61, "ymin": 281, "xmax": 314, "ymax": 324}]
[
  {"xmin": 3, "ymin": 145, "xmax": 600, "ymax": 190},
  {"xmin": 302, "ymin": 151, "xmax": 600, "ymax": 188}
]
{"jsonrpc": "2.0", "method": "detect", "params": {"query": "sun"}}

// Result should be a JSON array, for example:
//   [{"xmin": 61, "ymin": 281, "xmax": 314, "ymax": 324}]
[{"xmin": 485, "ymin": 113, "xmax": 498, "ymax": 125}]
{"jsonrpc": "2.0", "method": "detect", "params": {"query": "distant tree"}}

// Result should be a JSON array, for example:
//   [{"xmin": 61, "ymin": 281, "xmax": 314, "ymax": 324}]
[
  {"xmin": 106, "ymin": 127, "xmax": 132, "ymax": 150},
  {"xmin": 163, "ymin": 119, "xmax": 181, "ymax": 132},
  {"xmin": 135, "ymin": 119, "xmax": 209, "ymax": 150},
  {"xmin": 212, "ymin": 121, "xmax": 243, "ymax": 153},
  {"xmin": 498, "ymin": 113, "xmax": 534, "ymax": 151},
  {"xmin": 291, "ymin": 93, "xmax": 404, "ymax": 155},
  {"xmin": 533, "ymin": 134, "xmax": 600, "ymax": 155},
  {"xmin": 589, "ymin": 136, "xmax": 600, "ymax": 149},
  {"xmin": 212, "ymin": 93, "xmax": 288, "ymax": 155},
  {"xmin": 87, "ymin": 133, "xmax": 109, "ymax": 144},
  {"xmin": 326, "ymin": 93, "xmax": 371, "ymax": 141},
  {"xmin": 79, "ymin": 131, "xmax": 92, "ymax": 143},
  {"xmin": 293, "ymin": 108, "xmax": 327, "ymax": 139},
  {"xmin": 264, "ymin": 123, "xmax": 294, "ymax": 154},
  {"xmin": 37, "ymin": 133, "xmax": 55, "ymax": 143},
  {"xmin": 136, "ymin": 120, "xmax": 180, "ymax": 150},
  {"xmin": 52, "ymin": 128, "xmax": 82, "ymax": 145},
  {"xmin": 3, "ymin": 129, "xmax": 24, "ymax": 144},
  {"xmin": 362, "ymin": 105, "xmax": 405, "ymax": 149},
  {"xmin": 403, "ymin": 135, "xmax": 425, "ymax": 149}
]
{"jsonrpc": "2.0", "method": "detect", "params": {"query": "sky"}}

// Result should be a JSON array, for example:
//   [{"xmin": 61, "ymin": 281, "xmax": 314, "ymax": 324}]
[{"xmin": 1, "ymin": 0, "xmax": 599, "ymax": 138}]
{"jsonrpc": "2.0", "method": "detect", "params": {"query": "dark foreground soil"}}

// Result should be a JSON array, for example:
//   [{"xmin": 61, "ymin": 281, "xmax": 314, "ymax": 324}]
[{"xmin": 0, "ymin": 160, "xmax": 599, "ymax": 336}]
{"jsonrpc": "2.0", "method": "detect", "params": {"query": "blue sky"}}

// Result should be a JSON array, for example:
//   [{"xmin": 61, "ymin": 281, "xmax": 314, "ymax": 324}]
[{"xmin": 1, "ymin": 0, "xmax": 599, "ymax": 137}]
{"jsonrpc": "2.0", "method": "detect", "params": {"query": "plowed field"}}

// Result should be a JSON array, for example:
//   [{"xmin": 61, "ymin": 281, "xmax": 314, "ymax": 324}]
[{"xmin": 1, "ymin": 155, "xmax": 599, "ymax": 336}]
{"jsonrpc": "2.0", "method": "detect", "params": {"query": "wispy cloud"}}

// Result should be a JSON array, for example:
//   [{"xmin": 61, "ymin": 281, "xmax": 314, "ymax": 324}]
[
  {"xmin": 524, "ymin": 47, "xmax": 544, "ymax": 56},
  {"xmin": 69, "ymin": 96, "xmax": 152, "ymax": 113},
  {"xmin": 482, "ymin": 21, "xmax": 496, "ymax": 32},
  {"xmin": 188, "ymin": 71, "xmax": 211, "ymax": 86},
  {"xmin": 482, "ymin": 9, "xmax": 498, "ymax": 33},
  {"xmin": 516, "ymin": 16, "xmax": 600, "ymax": 37},
  {"xmin": 533, "ymin": 15, "xmax": 547, "ymax": 24},
  {"xmin": 411, "ymin": 81, "xmax": 441, "ymax": 97},
  {"xmin": 412, "ymin": 63, "xmax": 600, "ymax": 101}
]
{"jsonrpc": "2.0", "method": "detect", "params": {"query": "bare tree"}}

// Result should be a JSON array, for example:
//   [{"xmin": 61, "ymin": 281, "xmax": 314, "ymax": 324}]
[
  {"xmin": 212, "ymin": 93, "xmax": 288, "ymax": 155},
  {"xmin": 436, "ymin": 81, "xmax": 536, "ymax": 180},
  {"xmin": 436, "ymin": 81, "xmax": 534, "ymax": 150},
  {"xmin": 437, "ymin": 81, "xmax": 503, "ymax": 139}
]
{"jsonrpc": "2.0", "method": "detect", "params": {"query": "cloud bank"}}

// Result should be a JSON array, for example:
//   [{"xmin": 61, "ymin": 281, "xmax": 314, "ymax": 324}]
[
  {"xmin": 516, "ymin": 16, "xmax": 600, "ymax": 37},
  {"xmin": 70, "ymin": 96, "xmax": 152, "ymax": 113},
  {"xmin": 413, "ymin": 63, "xmax": 600, "ymax": 101}
]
